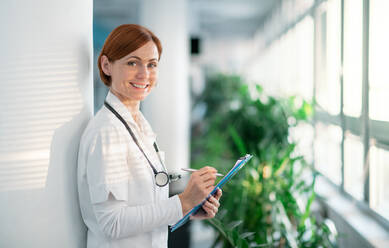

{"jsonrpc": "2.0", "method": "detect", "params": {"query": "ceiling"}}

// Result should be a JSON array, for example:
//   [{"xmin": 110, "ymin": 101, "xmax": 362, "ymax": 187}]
[
  {"xmin": 93, "ymin": 0, "xmax": 278, "ymax": 38},
  {"xmin": 190, "ymin": 0, "xmax": 278, "ymax": 38}
]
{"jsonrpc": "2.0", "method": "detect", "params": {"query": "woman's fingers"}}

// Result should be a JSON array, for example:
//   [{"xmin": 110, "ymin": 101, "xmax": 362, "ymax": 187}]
[
  {"xmin": 202, "ymin": 205, "xmax": 215, "ymax": 217},
  {"xmin": 196, "ymin": 169, "xmax": 217, "ymax": 184},
  {"xmin": 193, "ymin": 168, "xmax": 218, "ymax": 191},
  {"xmin": 204, "ymin": 197, "xmax": 219, "ymax": 211},
  {"xmin": 215, "ymin": 188, "xmax": 222, "ymax": 200},
  {"xmin": 207, "ymin": 196, "xmax": 220, "ymax": 208},
  {"xmin": 178, "ymin": 166, "xmax": 220, "ymax": 215},
  {"xmin": 197, "ymin": 166, "xmax": 217, "ymax": 176},
  {"xmin": 201, "ymin": 173, "xmax": 217, "ymax": 183},
  {"xmin": 191, "ymin": 191, "xmax": 221, "ymax": 220},
  {"xmin": 203, "ymin": 200, "xmax": 218, "ymax": 216}
]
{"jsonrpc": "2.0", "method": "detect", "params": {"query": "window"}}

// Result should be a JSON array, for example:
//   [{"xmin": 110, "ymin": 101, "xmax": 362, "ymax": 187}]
[
  {"xmin": 250, "ymin": 0, "xmax": 389, "ymax": 226},
  {"xmin": 343, "ymin": 0, "xmax": 363, "ymax": 117},
  {"xmin": 370, "ymin": 145, "xmax": 389, "ymax": 220},
  {"xmin": 369, "ymin": 0, "xmax": 389, "ymax": 122},
  {"xmin": 248, "ymin": 15, "xmax": 315, "ymax": 164},
  {"xmin": 314, "ymin": 123, "xmax": 342, "ymax": 184},
  {"xmin": 315, "ymin": 0, "xmax": 341, "ymax": 116},
  {"xmin": 248, "ymin": 16, "xmax": 313, "ymax": 101},
  {"xmin": 368, "ymin": 0, "xmax": 389, "ymax": 221},
  {"xmin": 313, "ymin": 0, "xmax": 389, "ymax": 225},
  {"xmin": 314, "ymin": 0, "xmax": 342, "ymax": 184},
  {"xmin": 344, "ymin": 132, "xmax": 364, "ymax": 200}
]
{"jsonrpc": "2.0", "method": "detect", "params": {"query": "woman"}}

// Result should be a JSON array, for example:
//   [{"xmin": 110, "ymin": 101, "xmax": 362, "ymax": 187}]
[{"xmin": 77, "ymin": 24, "xmax": 222, "ymax": 248}]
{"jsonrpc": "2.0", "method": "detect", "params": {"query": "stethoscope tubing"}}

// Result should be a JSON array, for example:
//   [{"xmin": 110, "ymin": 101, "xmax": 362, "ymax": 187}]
[{"xmin": 104, "ymin": 101, "xmax": 169, "ymax": 187}]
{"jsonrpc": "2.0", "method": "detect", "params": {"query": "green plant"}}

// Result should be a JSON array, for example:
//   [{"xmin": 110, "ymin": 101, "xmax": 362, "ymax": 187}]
[{"xmin": 190, "ymin": 73, "xmax": 337, "ymax": 248}]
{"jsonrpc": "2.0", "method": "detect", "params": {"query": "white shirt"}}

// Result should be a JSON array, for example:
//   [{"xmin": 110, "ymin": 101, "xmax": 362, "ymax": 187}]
[{"xmin": 77, "ymin": 91, "xmax": 183, "ymax": 248}]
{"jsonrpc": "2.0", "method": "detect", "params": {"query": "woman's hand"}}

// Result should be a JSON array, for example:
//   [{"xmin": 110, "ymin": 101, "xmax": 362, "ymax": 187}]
[
  {"xmin": 190, "ymin": 188, "xmax": 222, "ymax": 220},
  {"xmin": 178, "ymin": 166, "xmax": 219, "ymax": 215}
]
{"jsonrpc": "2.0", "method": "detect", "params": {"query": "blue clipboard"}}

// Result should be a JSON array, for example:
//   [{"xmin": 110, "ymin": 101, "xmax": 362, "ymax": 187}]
[{"xmin": 170, "ymin": 154, "xmax": 253, "ymax": 232}]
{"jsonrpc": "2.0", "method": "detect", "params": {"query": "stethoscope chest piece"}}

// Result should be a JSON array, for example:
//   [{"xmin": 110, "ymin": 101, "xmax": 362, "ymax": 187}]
[{"xmin": 155, "ymin": 171, "xmax": 169, "ymax": 187}]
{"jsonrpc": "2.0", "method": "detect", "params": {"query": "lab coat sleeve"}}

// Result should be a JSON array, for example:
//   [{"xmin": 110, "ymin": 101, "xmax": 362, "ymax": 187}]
[
  {"xmin": 92, "ymin": 193, "xmax": 183, "ymax": 239},
  {"xmin": 86, "ymin": 126, "xmax": 130, "ymax": 204},
  {"xmin": 85, "ymin": 126, "xmax": 183, "ymax": 239}
]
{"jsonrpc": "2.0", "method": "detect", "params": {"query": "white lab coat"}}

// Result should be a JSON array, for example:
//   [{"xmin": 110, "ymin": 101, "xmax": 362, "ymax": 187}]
[{"xmin": 77, "ymin": 91, "xmax": 183, "ymax": 248}]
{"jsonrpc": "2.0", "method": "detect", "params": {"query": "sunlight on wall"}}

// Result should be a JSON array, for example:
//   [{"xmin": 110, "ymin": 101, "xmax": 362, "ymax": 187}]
[
  {"xmin": 0, "ymin": 42, "xmax": 83, "ymax": 191},
  {"xmin": 0, "ymin": 0, "xmax": 92, "ymax": 246}
]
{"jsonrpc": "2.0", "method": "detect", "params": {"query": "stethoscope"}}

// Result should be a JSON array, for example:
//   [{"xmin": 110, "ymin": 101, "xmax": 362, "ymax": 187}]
[{"xmin": 104, "ymin": 101, "xmax": 181, "ymax": 187}]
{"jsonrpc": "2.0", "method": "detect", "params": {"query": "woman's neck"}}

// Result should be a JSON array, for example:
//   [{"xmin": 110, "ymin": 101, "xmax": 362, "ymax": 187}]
[{"xmin": 110, "ymin": 89, "xmax": 140, "ymax": 121}]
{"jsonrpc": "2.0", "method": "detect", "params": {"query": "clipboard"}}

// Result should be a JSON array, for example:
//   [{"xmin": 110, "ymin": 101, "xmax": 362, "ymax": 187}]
[{"xmin": 170, "ymin": 154, "xmax": 253, "ymax": 232}]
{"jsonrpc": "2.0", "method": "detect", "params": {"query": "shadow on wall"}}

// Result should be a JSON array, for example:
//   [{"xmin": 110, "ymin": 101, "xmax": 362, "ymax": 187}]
[
  {"xmin": 46, "ymin": 107, "xmax": 90, "ymax": 246},
  {"xmin": 44, "ymin": 39, "xmax": 93, "ymax": 247},
  {"xmin": 0, "ymin": 38, "xmax": 92, "ymax": 247}
]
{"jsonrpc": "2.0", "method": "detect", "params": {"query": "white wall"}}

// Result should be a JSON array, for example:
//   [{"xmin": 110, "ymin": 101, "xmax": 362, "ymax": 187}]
[
  {"xmin": 140, "ymin": 0, "xmax": 190, "ymax": 189},
  {"xmin": 0, "ymin": 0, "xmax": 93, "ymax": 247}
]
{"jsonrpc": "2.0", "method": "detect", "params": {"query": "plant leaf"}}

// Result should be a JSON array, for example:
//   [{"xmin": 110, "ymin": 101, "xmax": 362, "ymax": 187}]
[{"xmin": 228, "ymin": 125, "xmax": 247, "ymax": 155}]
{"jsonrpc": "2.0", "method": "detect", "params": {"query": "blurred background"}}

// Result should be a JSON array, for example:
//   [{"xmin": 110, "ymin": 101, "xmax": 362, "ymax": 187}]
[{"xmin": 1, "ymin": 0, "xmax": 389, "ymax": 247}]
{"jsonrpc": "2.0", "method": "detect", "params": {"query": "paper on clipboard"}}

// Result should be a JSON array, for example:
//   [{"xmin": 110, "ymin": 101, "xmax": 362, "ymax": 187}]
[{"xmin": 170, "ymin": 154, "xmax": 253, "ymax": 232}]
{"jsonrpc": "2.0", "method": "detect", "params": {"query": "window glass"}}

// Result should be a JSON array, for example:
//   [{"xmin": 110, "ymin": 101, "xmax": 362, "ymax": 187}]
[
  {"xmin": 279, "ymin": 29, "xmax": 295, "ymax": 97},
  {"xmin": 315, "ymin": 0, "xmax": 341, "ymax": 115},
  {"xmin": 314, "ymin": 122, "xmax": 342, "ymax": 184},
  {"xmin": 370, "ymin": 145, "xmax": 389, "ymax": 219},
  {"xmin": 281, "ymin": 17, "xmax": 314, "ymax": 100},
  {"xmin": 369, "ymin": 0, "xmax": 389, "ymax": 121},
  {"xmin": 248, "ymin": 16, "xmax": 313, "ymax": 102},
  {"xmin": 290, "ymin": 123, "xmax": 314, "ymax": 164},
  {"xmin": 295, "ymin": 16, "xmax": 314, "ymax": 100},
  {"xmin": 343, "ymin": 0, "xmax": 363, "ymax": 117},
  {"xmin": 344, "ymin": 132, "xmax": 364, "ymax": 200}
]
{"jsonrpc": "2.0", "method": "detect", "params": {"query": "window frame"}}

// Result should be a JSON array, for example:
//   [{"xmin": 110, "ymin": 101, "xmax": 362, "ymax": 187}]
[
  {"xmin": 313, "ymin": 0, "xmax": 389, "ymax": 231},
  {"xmin": 260, "ymin": 0, "xmax": 389, "ymax": 231}
]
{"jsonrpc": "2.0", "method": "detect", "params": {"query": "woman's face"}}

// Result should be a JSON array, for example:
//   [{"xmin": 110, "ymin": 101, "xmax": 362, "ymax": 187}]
[{"xmin": 104, "ymin": 41, "xmax": 159, "ymax": 102}]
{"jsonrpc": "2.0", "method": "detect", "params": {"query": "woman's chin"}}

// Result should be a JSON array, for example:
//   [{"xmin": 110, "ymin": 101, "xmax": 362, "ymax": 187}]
[{"xmin": 134, "ymin": 93, "xmax": 149, "ymax": 101}]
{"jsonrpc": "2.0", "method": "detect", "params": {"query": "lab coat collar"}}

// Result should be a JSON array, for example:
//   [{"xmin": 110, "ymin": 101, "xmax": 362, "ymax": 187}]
[{"xmin": 105, "ymin": 91, "xmax": 157, "ymax": 141}]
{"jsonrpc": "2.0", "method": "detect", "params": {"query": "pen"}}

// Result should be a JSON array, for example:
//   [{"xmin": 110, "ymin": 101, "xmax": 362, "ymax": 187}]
[{"xmin": 181, "ymin": 168, "xmax": 224, "ymax": 177}]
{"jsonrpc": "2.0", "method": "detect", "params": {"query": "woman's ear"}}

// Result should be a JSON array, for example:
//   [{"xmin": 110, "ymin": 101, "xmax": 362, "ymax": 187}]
[{"xmin": 101, "ymin": 55, "xmax": 111, "ymax": 76}]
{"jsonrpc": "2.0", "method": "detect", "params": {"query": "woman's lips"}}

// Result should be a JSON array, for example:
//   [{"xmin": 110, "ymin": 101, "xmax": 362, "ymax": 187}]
[{"xmin": 130, "ymin": 82, "xmax": 149, "ymax": 89}]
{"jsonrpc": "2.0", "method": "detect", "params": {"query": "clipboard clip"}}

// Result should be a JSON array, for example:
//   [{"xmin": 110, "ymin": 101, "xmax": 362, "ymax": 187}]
[{"xmin": 168, "ymin": 173, "xmax": 182, "ymax": 182}]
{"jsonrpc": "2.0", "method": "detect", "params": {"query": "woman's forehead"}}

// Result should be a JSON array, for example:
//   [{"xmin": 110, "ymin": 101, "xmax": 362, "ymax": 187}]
[{"xmin": 123, "ymin": 41, "xmax": 159, "ymax": 61}]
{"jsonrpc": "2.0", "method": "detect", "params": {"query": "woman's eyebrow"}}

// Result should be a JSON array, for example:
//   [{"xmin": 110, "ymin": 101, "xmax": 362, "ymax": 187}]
[
  {"xmin": 126, "ymin": 55, "xmax": 141, "ymax": 60},
  {"xmin": 126, "ymin": 55, "xmax": 158, "ymax": 62}
]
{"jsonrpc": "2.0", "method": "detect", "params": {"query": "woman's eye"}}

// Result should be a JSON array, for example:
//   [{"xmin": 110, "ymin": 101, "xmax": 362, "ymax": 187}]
[
  {"xmin": 148, "ymin": 63, "xmax": 157, "ymax": 68},
  {"xmin": 127, "ymin": 61, "xmax": 137, "ymax": 66}
]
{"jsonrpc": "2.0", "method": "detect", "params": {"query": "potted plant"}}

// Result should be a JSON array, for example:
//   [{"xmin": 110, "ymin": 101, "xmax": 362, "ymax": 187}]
[{"xmin": 191, "ymin": 73, "xmax": 337, "ymax": 248}]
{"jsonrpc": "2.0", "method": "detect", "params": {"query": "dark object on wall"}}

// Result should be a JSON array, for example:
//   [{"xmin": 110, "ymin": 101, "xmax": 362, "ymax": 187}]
[{"xmin": 190, "ymin": 37, "xmax": 201, "ymax": 55}]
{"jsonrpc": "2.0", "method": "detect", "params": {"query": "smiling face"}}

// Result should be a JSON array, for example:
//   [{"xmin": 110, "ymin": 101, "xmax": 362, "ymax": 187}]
[{"xmin": 101, "ymin": 41, "xmax": 159, "ymax": 104}]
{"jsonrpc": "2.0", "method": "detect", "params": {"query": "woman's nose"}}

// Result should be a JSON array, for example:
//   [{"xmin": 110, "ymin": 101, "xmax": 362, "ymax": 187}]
[{"xmin": 136, "ymin": 64, "xmax": 148, "ymax": 79}]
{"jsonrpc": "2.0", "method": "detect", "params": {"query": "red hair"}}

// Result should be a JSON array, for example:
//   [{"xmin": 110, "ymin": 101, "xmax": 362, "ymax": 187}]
[{"xmin": 97, "ymin": 24, "xmax": 162, "ymax": 87}]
